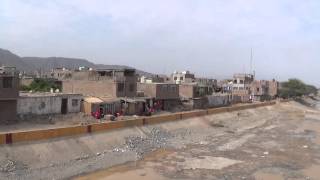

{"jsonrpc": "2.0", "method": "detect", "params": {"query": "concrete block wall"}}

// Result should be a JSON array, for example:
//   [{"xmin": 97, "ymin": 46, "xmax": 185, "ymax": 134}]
[
  {"xmin": 18, "ymin": 96, "xmax": 62, "ymax": 115},
  {"xmin": 0, "ymin": 101, "xmax": 277, "ymax": 145},
  {"xmin": 17, "ymin": 95, "xmax": 82, "ymax": 115}
]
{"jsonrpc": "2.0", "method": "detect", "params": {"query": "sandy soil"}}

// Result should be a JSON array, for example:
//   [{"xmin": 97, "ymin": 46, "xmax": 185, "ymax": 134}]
[{"xmin": 0, "ymin": 98, "xmax": 319, "ymax": 180}]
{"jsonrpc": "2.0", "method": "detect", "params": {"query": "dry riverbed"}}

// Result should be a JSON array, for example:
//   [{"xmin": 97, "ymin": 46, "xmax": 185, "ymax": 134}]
[{"xmin": 0, "ymin": 98, "xmax": 319, "ymax": 180}]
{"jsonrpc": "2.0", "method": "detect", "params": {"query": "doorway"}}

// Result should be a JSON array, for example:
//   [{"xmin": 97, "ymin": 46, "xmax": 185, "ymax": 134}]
[{"xmin": 61, "ymin": 98, "xmax": 68, "ymax": 114}]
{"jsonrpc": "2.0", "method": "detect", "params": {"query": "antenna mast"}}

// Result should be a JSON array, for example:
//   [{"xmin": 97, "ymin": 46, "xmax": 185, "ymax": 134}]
[
  {"xmin": 250, "ymin": 48, "xmax": 253, "ymax": 74},
  {"xmin": 250, "ymin": 48, "xmax": 255, "ymax": 78}
]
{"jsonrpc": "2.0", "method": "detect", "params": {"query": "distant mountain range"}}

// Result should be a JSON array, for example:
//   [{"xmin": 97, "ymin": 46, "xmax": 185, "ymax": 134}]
[{"xmin": 0, "ymin": 48, "xmax": 153, "ymax": 77}]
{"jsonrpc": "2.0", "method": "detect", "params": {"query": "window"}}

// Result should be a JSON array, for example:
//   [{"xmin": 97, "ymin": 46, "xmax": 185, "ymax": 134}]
[
  {"xmin": 233, "ymin": 80, "xmax": 237, "ymax": 84},
  {"xmin": 171, "ymin": 85, "xmax": 176, "ymax": 92},
  {"xmin": 257, "ymin": 88, "xmax": 260, "ymax": 92},
  {"xmin": 129, "ymin": 83, "xmax": 135, "ymax": 92},
  {"xmin": 180, "ymin": 77, "xmax": 184, "ymax": 81},
  {"xmin": 239, "ymin": 87, "xmax": 244, "ymax": 90},
  {"xmin": 161, "ymin": 85, "xmax": 168, "ymax": 91},
  {"xmin": 240, "ymin": 80, "xmax": 244, "ymax": 84},
  {"xmin": 3, "ymin": 77, "xmax": 13, "ymax": 88},
  {"xmin": 72, "ymin": 99, "xmax": 79, "ymax": 107},
  {"xmin": 174, "ymin": 77, "xmax": 177, "ymax": 80},
  {"xmin": 233, "ymin": 87, "xmax": 238, "ymax": 90},
  {"xmin": 117, "ymin": 83, "xmax": 124, "ymax": 92}
]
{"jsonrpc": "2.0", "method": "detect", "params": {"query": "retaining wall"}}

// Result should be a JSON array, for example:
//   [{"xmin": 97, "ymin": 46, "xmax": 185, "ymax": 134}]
[
  {"xmin": 144, "ymin": 114, "xmax": 181, "ymax": 125},
  {"xmin": 0, "ymin": 101, "xmax": 276, "ymax": 145}
]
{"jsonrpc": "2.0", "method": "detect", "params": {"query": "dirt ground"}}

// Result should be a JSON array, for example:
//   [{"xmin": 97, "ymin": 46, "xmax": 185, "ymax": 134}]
[
  {"xmin": 0, "ymin": 110, "xmax": 176, "ymax": 133},
  {"xmin": 0, "ymin": 97, "xmax": 319, "ymax": 180}
]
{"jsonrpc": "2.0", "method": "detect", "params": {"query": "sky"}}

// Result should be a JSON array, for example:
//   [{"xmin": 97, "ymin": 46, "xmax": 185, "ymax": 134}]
[{"xmin": 0, "ymin": 0, "xmax": 320, "ymax": 86}]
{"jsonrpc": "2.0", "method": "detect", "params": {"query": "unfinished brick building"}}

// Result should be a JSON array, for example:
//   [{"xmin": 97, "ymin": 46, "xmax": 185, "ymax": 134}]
[
  {"xmin": 179, "ymin": 83, "xmax": 212, "ymax": 99},
  {"xmin": 62, "ymin": 68, "xmax": 145, "ymax": 115},
  {"xmin": 0, "ymin": 66, "xmax": 19, "ymax": 123},
  {"xmin": 137, "ymin": 82, "xmax": 180, "ymax": 111},
  {"xmin": 232, "ymin": 73, "xmax": 254, "ymax": 103},
  {"xmin": 62, "ymin": 68, "xmax": 137, "ymax": 98},
  {"xmin": 250, "ymin": 79, "xmax": 279, "ymax": 101}
]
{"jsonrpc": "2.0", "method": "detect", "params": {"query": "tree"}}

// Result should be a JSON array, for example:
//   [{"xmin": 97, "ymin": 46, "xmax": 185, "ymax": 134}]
[
  {"xmin": 279, "ymin": 79, "xmax": 318, "ymax": 98},
  {"xmin": 21, "ymin": 78, "xmax": 61, "ymax": 92}
]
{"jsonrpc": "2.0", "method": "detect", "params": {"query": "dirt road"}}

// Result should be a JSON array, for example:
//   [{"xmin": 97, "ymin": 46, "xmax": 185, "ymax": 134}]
[{"xmin": 0, "ymin": 98, "xmax": 319, "ymax": 179}]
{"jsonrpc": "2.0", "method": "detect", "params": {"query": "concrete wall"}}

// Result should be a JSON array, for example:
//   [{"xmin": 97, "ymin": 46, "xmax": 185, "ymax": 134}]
[
  {"xmin": 207, "ymin": 95, "xmax": 231, "ymax": 108},
  {"xmin": 18, "ymin": 96, "xmax": 62, "ymax": 115},
  {"xmin": 18, "ymin": 95, "xmax": 82, "ymax": 115},
  {"xmin": 65, "ymin": 95, "xmax": 83, "ymax": 113}
]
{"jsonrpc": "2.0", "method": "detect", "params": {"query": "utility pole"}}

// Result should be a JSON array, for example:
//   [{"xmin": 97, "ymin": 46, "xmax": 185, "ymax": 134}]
[{"xmin": 250, "ymin": 48, "xmax": 253, "ymax": 75}]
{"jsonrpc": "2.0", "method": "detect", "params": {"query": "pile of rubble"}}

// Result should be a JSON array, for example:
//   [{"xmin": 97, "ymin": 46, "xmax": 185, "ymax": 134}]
[{"xmin": 125, "ymin": 127, "xmax": 173, "ymax": 157}]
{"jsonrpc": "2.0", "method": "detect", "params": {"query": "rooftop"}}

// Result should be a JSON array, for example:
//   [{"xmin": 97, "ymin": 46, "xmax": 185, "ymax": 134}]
[
  {"xmin": 96, "ymin": 68, "xmax": 136, "ymax": 72},
  {"xmin": 139, "ymin": 82, "xmax": 177, "ymax": 85},
  {"xmin": 233, "ymin": 73, "xmax": 254, "ymax": 78},
  {"xmin": 19, "ymin": 92, "xmax": 82, "ymax": 98}
]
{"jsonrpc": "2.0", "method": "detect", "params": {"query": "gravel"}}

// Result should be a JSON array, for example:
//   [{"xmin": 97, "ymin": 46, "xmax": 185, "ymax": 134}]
[
  {"xmin": 0, "ymin": 159, "xmax": 27, "ymax": 173},
  {"xmin": 125, "ymin": 127, "xmax": 173, "ymax": 157}
]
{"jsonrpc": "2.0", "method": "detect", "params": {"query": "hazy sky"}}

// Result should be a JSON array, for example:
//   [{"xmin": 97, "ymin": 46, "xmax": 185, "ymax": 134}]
[{"xmin": 1, "ymin": 0, "xmax": 319, "ymax": 86}]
